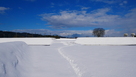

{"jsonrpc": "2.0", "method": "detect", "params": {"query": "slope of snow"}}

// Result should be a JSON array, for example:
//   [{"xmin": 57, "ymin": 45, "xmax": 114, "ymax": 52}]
[
  {"xmin": 0, "ymin": 38, "xmax": 53, "ymax": 45},
  {"xmin": 0, "ymin": 42, "xmax": 31, "ymax": 77},
  {"xmin": 61, "ymin": 45, "xmax": 136, "ymax": 77},
  {"xmin": 0, "ymin": 39, "xmax": 136, "ymax": 77},
  {"xmin": 75, "ymin": 37, "xmax": 136, "ymax": 45}
]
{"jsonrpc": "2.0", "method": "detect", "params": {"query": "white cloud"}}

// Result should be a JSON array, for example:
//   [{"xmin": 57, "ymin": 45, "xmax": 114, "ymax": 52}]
[
  {"xmin": 0, "ymin": 7, "xmax": 10, "ymax": 14},
  {"xmin": 39, "ymin": 7, "xmax": 136, "ymax": 36},
  {"xmin": 40, "ymin": 8, "xmax": 120, "ymax": 29}
]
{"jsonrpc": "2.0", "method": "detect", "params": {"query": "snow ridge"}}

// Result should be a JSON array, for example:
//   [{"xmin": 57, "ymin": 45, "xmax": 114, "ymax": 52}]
[
  {"xmin": 0, "ymin": 42, "xmax": 30, "ymax": 77},
  {"xmin": 58, "ymin": 42, "xmax": 83, "ymax": 77}
]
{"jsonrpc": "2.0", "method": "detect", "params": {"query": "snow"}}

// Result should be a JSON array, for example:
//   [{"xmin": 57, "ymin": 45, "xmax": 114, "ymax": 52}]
[
  {"xmin": 75, "ymin": 37, "xmax": 136, "ymax": 45},
  {"xmin": 0, "ymin": 38, "xmax": 53, "ymax": 45},
  {"xmin": 0, "ymin": 38, "xmax": 136, "ymax": 77},
  {"xmin": 61, "ymin": 45, "xmax": 136, "ymax": 77},
  {"xmin": 28, "ymin": 43, "xmax": 77, "ymax": 77},
  {"xmin": 0, "ymin": 42, "xmax": 31, "ymax": 77}
]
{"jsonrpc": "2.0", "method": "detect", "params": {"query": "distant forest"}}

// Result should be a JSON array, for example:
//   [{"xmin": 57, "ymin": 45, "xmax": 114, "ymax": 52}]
[{"xmin": 0, "ymin": 31, "xmax": 65, "ymax": 38}]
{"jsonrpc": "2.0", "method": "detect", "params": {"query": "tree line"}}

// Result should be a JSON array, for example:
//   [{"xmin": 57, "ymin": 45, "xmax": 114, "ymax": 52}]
[
  {"xmin": 0, "ymin": 31, "xmax": 65, "ymax": 38},
  {"xmin": 0, "ymin": 28, "xmax": 135, "ymax": 38}
]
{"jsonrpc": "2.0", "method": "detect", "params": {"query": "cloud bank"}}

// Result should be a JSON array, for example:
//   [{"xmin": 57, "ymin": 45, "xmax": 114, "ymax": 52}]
[
  {"xmin": 40, "ymin": 8, "xmax": 136, "ymax": 31},
  {"xmin": 40, "ymin": 8, "xmax": 119, "ymax": 28},
  {"xmin": 38, "ymin": 7, "xmax": 136, "ymax": 37}
]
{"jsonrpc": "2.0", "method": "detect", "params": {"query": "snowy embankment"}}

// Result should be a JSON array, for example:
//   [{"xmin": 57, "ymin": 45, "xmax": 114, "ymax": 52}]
[
  {"xmin": 0, "ymin": 38, "xmax": 136, "ymax": 77},
  {"xmin": 0, "ymin": 38, "xmax": 53, "ymax": 45},
  {"xmin": 0, "ymin": 42, "xmax": 31, "ymax": 77},
  {"xmin": 75, "ymin": 37, "xmax": 136, "ymax": 45}
]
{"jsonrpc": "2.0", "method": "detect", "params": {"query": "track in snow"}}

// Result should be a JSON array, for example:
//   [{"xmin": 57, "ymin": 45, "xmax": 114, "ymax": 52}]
[
  {"xmin": 27, "ymin": 40, "xmax": 79, "ymax": 77},
  {"xmin": 57, "ymin": 41, "xmax": 83, "ymax": 77}
]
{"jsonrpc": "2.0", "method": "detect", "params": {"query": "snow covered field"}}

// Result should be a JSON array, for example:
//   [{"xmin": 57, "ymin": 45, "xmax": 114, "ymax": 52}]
[
  {"xmin": 0, "ymin": 38, "xmax": 53, "ymax": 45},
  {"xmin": 75, "ymin": 37, "xmax": 136, "ymax": 45},
  {"xmin": 0, "ymin": 38, "xmax": 136, "ymax": 77}
]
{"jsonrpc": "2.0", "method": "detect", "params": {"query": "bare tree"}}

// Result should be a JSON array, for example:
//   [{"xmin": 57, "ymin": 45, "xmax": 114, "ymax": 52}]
[{"xmin": 93, "ymin": 28, "xmax": 105, "ymax": 37}]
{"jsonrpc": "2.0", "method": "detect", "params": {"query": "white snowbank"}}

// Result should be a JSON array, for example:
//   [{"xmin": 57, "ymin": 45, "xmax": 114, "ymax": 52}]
[
  {"xmin": 0, "ymin": 42, "xmax": 31, "ymax": 77},
  {"xmin": 0, "ymin": 38, "xmax": 53, "ymax": 45},
  {"xmin": 75, "ymin": 37, "xmax": 136, "ymax": 45},
  {"xmin": 62, "ymin": 45, "xmax": 136, "ymax": 77}
]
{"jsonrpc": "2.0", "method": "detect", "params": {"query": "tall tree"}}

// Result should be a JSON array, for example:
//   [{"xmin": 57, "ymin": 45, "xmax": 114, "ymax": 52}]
[{"xmin": 93, "ymin": 28, "xmax": 105, "ymax": 37}]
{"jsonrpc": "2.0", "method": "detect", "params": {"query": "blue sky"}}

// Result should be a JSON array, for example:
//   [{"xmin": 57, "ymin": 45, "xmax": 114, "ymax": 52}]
[{"xmin": 0, "ymin": 0, "xmax": 136, "ymax": 37}]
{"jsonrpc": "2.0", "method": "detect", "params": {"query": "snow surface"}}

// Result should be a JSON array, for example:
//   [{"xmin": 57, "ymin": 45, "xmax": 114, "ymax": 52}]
[
  {"xmin": 75, "ymin": 37, "xmax": 136, "ymax": 45},
  {"xmin": 61, "ymin": 45, "xmax": 136, "ymax": 77},
  {"xmin": 0, "ymin": 38, "xmax": 136, "ymax": 77},
  {"xmin": 0, "ymin": 38, "xmax": 53, "ymax": 45},
  {"xmin": 0, "ymin": 42, "xmax": 31, "ymax": 77}
]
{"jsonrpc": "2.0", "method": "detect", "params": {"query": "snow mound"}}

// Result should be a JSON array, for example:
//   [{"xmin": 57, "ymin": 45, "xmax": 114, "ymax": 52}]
[
  {"xmin": 0, "ymin": 42, "xmax": 30, "ymax": 77},
  {"xmin": 0, "ymin": 38, "xmax": 53, "ymax": 45},
  {"xmin": 75, "ymin": 37, "xmax": 136, "ymax": 45}
]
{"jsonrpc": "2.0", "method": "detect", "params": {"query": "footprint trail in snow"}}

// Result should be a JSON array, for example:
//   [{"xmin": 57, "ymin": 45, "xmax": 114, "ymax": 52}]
[{"xmin": 57, "ymin": 41, "xmax": 83, "ymax": 77}]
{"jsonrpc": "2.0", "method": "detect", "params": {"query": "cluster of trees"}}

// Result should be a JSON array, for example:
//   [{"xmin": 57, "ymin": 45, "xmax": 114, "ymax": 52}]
[
  {"xmin": 93, "ymin": 28, "xmax": 136, "ymax": 37},
  {"xmin": 124, "ymin": 33, "xmax": 135, "ymax": 37},
  {"xmin": 0, "ymin": 31, "xmax": 65, "ymax": 38}
]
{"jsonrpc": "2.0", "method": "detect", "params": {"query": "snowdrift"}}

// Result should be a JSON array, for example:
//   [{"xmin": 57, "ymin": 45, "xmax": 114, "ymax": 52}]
[
  {"xmin": 0, "ymin": 38, "xmax": 53, "ymax": 45},
  {"xmin": 0, "ymin": 42, "xmax": 30, "ymax": 77},
  {"xmin": 75, "ymin": 37, "xmax": 136, "ymax": 45}
]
